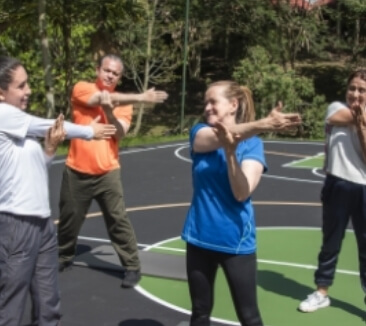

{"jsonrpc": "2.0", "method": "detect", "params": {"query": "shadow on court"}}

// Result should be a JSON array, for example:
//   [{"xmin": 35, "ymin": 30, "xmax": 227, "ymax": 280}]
[
  {"xmin": 119, "ymin": 320, "xmax": 164, "ymax": 326},
  {"xmin": 21, "ymin": 141, "xmax": 362, "ymax": 326},
  {"xmin": 258, "ymin": 270, "xmax": 366, "ymax": 322}
]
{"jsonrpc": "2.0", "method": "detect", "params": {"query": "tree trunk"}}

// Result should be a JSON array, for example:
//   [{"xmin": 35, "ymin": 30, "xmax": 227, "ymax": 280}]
[
  {"xmin": 62, "ymin": 0, "xmax": 72, "ymax": 116},
  {"xmin": 132, "ymin": 0, "xmax": 157, "ymax": 136},
  {"xmin": 187, "ymin": 21, "xmax": 202, "ymax": 79},
  {"xmin": 189, "ymin": 47, "xmax": 201, "ymax": 79},
  {"xmin": 353, "ymin": 18, "xmax": 360, "ymax": 60},
  {"xmin": 224, "ymin": 26, "xmax": 230, "ymax": 60},
  {"xmin": 38, "ymin": 0, "xmax": 55, "ymax": 118},
  {"xmin": 336, "ymin": 0, "xmax": 341, "ymax": 41}
]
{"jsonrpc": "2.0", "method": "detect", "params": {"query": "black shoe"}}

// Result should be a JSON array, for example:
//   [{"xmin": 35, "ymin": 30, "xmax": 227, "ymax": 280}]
[
  {"xmin": 121, "ymin": 270, "xmax": 141, "ymax": 288},
  {"xmin": 59, "ymin": 260, "xmax": 73, "ymax": 272}
]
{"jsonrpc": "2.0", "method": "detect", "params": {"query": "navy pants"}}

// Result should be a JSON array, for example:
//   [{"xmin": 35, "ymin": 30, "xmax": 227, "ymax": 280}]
[
  {"xmin": 186, "ymin": 243, "xmax": 263, "ymax": 326},
  {"xmin": 315, "ymin": 174, "xmax": 366, "ymax": 292}
]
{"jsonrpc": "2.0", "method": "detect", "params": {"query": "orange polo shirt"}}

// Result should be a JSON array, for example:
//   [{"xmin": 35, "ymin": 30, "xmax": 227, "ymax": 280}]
[{"xmin": 66, "ymin": 81, "xmax": 133, "ymax": 175}]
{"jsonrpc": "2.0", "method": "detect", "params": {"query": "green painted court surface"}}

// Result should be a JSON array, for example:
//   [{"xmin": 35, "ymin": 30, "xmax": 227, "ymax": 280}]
[
  {"xmin": 139, "ymin": 229, "xmax": 365, "ymax": 326},
  {"xmin": 286, "ymin": 154, "xmax": 324, "ymax": 169}
]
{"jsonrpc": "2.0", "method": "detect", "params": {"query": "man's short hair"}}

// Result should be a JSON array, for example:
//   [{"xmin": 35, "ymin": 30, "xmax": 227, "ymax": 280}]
[{"xmin": 98, "ymin": 54, "xmax": 124, "ymax": 72}]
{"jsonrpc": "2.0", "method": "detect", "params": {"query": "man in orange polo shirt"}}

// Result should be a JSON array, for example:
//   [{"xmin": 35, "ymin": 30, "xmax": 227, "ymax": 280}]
[{"xmin": 57, "ymin": 54, "xmax": 168, "ymax": 288}]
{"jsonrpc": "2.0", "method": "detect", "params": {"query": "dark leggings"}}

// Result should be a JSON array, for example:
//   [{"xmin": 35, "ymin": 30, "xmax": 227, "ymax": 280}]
[{"xmin": 186, "ymin": 243, "xmax": 263, "ymax": 326}]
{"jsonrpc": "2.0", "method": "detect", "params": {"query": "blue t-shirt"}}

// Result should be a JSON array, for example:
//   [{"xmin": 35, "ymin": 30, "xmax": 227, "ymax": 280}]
[{"xmin": 181, "ymin": 123, "xmax": 267, "ymax": 255}]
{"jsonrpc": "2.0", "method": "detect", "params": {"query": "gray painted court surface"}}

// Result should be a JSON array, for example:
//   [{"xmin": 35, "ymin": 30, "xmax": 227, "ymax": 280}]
[{"xmin": 22, "ymin": 140, "xmax": 326, "ymax": 326}]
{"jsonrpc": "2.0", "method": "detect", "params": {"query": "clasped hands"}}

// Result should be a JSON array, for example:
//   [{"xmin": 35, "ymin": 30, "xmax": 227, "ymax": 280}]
[
  {"xmin": 44, "ymin": 111, "xmax": 117, "ymax": 157},
  {"xmin": 212, "ymin": 102, "xmax": 302, "ymax": 151},
  {"xmin": 351, "ymin": 103, "xmax": 366, "ymax": 128},
  {"xmin": 44, "ymin": 114, "xmax": 66, "ymax": 156}
]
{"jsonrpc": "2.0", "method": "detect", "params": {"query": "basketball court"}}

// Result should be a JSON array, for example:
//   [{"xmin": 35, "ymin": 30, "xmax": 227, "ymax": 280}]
[{"xmin": 22, "ymin": 140, "xmax": 365, "ymax": 326}]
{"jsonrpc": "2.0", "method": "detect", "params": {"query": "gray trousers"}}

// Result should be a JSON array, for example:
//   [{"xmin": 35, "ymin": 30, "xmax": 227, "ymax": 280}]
[
  {"xmin": 0, "ymin": 213, "xmax": 61, "ymax": 326},
  {"xmin": 58, "ymin": 167, "xmax": 140, "ymax": 270}
]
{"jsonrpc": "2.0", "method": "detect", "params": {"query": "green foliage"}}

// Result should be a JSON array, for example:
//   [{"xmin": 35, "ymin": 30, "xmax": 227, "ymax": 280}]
[
  {"xmin": 300, "ymin": 95, "xmax": 327, "ymax": 139},
  {"xmin": 297, "ymin": 63, "xmax": 350, "ymax": 102},
  {"xmin": 343, "ymin": 0, "xmax": 366, "ymax": 13},
  {"xmin": 0, "ymin": 0, "xmax": 365, "ymax": 139},
  {"xmin": 233, "ymin": 46, "xmax": 327, "ymax": 139},
  {"xmin": 265, "ymin": 0, "xmax": 329, "ymax": 68}
]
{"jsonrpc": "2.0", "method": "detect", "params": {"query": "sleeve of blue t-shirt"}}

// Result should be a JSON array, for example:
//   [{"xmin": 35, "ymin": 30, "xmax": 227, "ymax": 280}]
[
  {"xmin": 237, "ymin": 136, "xmax": 268, "ymax": 173},
  {"xmin": 189, "ymin": 123, "xmax": 267, "ymax": 172},
  {"xmin": 189, "ymin": 123, "xmax": 206, "ymax": 155}
]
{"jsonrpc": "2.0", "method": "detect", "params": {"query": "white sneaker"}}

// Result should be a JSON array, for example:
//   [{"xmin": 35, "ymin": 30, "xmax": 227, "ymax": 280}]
[{"xmin": 298, "ymin": 291, "xmax": 331, "ymax": 312}]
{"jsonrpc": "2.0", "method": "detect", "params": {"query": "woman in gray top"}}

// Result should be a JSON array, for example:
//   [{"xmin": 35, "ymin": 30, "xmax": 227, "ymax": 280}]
[{"xmin": 299, "ymin": 68, "xmax": 366, "ymax": 313}]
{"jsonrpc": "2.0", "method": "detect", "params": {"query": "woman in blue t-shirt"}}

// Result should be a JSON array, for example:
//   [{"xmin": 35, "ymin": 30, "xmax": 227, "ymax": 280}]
[{"xmin": 181, "ymin": 80, "xmax": 301, "ymax": 326}]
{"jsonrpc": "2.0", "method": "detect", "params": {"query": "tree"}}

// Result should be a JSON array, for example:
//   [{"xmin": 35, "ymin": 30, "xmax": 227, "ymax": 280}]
[
  {"xmin": 0, "ymin": 0, "xmax": 49, "ymax": 116},
  {"xmin": 208, "ymin": 1, "xmax": 275, "ymax": 64},
  {"xmin": 0, "ymin": 0, "xmax": 361, "ymax": 140},
  {"xmin": 269, "ymin": 0, "xmax": 328, "ymax": 69},
  {"xmin": 130, "ymin": 0, "xmax": 160, "ymax": 135},
  {"xmin": 233, "ymin": 46, "xmax": 326, "ymax": 138},
  {"xmin": 38, "ymin": 0, "xmax": 55, "ymax": 118},
  {"xmin": 341, "ymin": 0, "xmax": 366, "ymax": 62},
  {"xmin": 159, "ymin": 0, "xmax": 213, "ymax": 80},
  {"xmin": 109, "ymin": 0, "xmax": 182, "ymax": 135}
]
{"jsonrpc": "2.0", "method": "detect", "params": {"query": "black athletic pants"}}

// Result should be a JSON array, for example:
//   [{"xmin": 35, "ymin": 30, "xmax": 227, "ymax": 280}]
[{"xmin": 186, "ymin": 243, "xmax": 263, "ymax": 326}]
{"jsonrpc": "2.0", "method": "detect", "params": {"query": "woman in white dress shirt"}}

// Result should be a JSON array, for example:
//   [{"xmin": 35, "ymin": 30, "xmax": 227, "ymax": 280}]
[{"xmin": 0, "ymin": 55, "xmax": 116, "ymax": 326}]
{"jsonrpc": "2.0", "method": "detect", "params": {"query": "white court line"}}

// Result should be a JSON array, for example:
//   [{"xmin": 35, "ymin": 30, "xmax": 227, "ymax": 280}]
[
  {"xmin": 121, "ymin": 142, "xmax": 188, "ymax": 155},
  {"xmin": 77, "ymin": 227, "xmax": 358, "ymax": 277},
  {"xmin": 261, "ymin": 174, "xmax": 323, "ymax": 184},
  {"xmin": 52, "ymin": 142, "xmax": 188, "ymax": 165},
  {"xmin": 174, "ymin": 145, "xmax": 191, "ymax": 163},
  {"xmin": 313, "ymin": 167, "xmax": 326, "ymax": 178},
  {"xmin": 58, "ymin": 141, "xmax": 324, "ymax": 325},
  {"xmin": 263, "ymin": 141, "xmax": 323, "ymax": 145},
  {"xmin": 54, "ymin": 140, "xmax": 323, "ymax": 165},
  {"xmin": 135, "ymin": 286, "xmax": 245, "ymax": 326},
  {"xmin": 133, "ymin": 228, "xmax": 357, "ymax": 326},
  {"xmin": 174, "ymin": 144, "xmax": 324, "ymax": 184}
]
